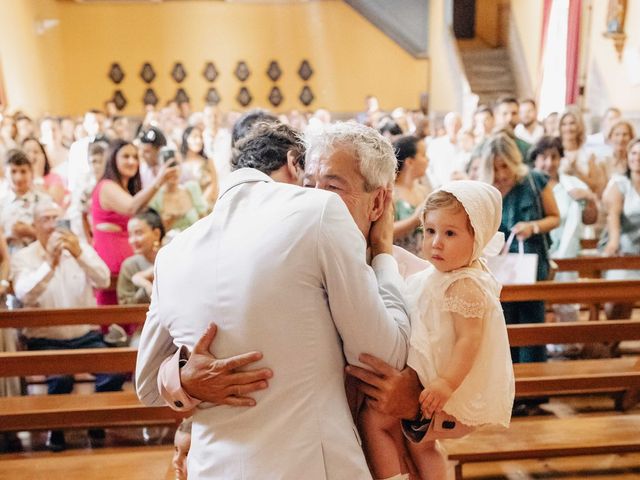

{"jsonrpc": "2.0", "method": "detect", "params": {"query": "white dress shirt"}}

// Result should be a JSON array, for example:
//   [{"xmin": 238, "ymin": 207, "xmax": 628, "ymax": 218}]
[
  {"xmin": 136, "ymin": 168, "xmax": 410, "ymax": 480},
  {"xmin": 515, "ymin": 123, "xmax": 545, "ymax": 145},
  {"xmin": 66, "ymin": 137, "xmax": 92, "ymax": 199},
  {"xmin": 427, "ymin": 136, "xmax": 467, "ymax": 188},
  {"xmin": 11, "ymin": 239, "xmax": 110, "ymax": 339},
  {"xmin": 0, "ymin": 189, "xmax": 51, "ymax": 250}
]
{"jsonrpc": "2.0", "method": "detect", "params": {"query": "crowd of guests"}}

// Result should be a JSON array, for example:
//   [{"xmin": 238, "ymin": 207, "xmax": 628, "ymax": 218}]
[{"xmin": 0, "ymin": 95, "xmax": 638, "ymax": 455}]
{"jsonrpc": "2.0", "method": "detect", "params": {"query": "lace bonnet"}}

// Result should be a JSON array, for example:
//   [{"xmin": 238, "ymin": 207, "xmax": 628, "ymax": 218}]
[{"xmin": 438, "ymin": 180, "xmax": 505, "ymax": 264}]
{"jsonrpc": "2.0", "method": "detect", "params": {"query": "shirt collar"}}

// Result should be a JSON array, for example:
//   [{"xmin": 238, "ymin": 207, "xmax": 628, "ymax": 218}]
[
  {"xmin": 8, "ymin": 189, "xmax": 38, "ymax": 204},
  {"xmin": 218, "ymin": 168, "xmax": 273, "ymax": 200}
]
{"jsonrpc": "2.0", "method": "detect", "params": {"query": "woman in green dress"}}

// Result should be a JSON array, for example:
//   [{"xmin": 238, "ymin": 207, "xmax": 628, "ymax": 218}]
[
  {"xmin": 478, "ymin": 132, "xmax": 560, "ymax": 364},
  {"xmin": 392, "ymin": 135, "xmax": 430, "ymax": 256}
]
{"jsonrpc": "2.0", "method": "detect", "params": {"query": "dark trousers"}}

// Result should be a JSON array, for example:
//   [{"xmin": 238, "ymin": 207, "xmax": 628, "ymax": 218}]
[
  {"xmin": 502, "ymin": 300, "xmax": 547, "ymax": 364},
  {"xmin": 24, "ymin": 330, "xmax": 126, "ymax": 395}
]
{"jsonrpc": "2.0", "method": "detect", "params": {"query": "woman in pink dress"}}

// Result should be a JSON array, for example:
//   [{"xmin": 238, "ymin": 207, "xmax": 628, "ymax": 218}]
[{"xmin": 91, "ymin": 140, "xmax": 176, "ymax": 317}]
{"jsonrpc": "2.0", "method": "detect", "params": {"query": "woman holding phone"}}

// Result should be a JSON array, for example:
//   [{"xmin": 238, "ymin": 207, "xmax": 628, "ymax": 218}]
[
  {"xmin": 91, "ymin": 140, "xmax": 176, "ymax": 313},
  {"xmin": 149, "ymin": 148, "xmax": 207, "ymax": 234}
]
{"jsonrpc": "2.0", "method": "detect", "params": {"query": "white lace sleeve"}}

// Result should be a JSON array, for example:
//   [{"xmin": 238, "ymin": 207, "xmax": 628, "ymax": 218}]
[{"xmin": 442, "ymin": 277, "xmax": 487, "ymax": 318}]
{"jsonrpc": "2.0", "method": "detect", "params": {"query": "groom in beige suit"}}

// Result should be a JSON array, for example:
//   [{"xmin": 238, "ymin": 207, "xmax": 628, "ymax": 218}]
[{"xmin": 136, "ymin": 121, "xmax": 411, "ymax": 480}]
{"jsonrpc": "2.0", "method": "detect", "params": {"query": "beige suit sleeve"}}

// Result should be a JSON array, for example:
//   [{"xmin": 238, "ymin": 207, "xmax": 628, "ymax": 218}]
[{"xmin": 317, "ymin": 194, "xmax": 410, "ymax": 370}]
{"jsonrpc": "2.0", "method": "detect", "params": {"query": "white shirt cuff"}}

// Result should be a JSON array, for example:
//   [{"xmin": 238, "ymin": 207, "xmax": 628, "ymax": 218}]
[{"xmin": 371, "ymin": 253, "xmax": 400, "ymax": 276}]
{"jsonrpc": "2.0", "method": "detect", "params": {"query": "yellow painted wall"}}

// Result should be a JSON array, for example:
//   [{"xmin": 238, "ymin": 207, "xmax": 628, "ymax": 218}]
[
  {"xmin": 586, "ymin": 0, "xmax": 640, "ymax": 112},
  {"xmin": 0, "ymin": 0, "xmax": 64, "ymax": 115},
  {"xmin": 510, "ymin": 0, "xmax": 543, "ymax": 94},
  {"xmin": 1, "ymin": 0, "xmax": 429, "ymax": 116}
]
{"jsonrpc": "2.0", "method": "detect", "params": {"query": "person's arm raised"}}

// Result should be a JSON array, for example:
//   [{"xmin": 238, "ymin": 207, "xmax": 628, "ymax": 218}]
[
  {"xmin": 319, "ymin": 193, "xmax": 410, "ymax": 370},
  {"xmin": 100, "ymin": 163, "xmax": 178, "ymax": 216}
]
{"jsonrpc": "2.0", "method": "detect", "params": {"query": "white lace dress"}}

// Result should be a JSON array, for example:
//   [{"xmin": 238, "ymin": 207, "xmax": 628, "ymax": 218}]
[{"xmin": 405, "ymin": 265, "xmax": 515, "ymax": 428}]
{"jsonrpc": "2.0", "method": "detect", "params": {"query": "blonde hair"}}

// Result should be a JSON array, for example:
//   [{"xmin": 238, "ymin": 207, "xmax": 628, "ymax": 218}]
[
  {"xmin": 477, "ymin": 132, "xmax": 528, "ymax": 184},
  {"xmin": 559, "ymin": 105, "xmax": 586, "ymax": 147},
  {"xmin": 607, "ymin": 119, "xmax": 636, "ymax": 141},
  {"xmin": 422, "ymin": 190, "xmax": 473, "ymax": 234}
]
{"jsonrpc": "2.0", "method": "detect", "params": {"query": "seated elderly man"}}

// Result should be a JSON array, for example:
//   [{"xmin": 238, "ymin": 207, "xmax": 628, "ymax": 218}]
[
  {"xmin": 10, "ymin": 201, "xmax": 127, "ymax": 452},
  {"xmin": 136, "ymin": 120, "xmax": 411, "ymax": 479}
]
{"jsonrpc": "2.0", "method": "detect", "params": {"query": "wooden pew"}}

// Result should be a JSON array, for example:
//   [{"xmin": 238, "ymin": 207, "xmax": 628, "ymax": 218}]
[
  {"xmin": 440, "ymin": 320, "xmax": 640, "ymax": 479},
  {"xmin": 1, "ymin": 278, "xmax": 637, "ymax": 434},
  {"xmin": 553, "ymin": 255, "xmax": 640, "ymax": 318},
  {"xmin": 0, "ymin": 345, "xmax": 182, "ymax": 433},
  {"xmin": 2, "ymin": 304, "xmax": 147, "ymax": 328},
  {"xmin": 508, "ymin": 320, "xmax": 640, "ymax": 399},
  {"xmin": 441, "ymin": 414, "xmax": 640, "ymax": 480},
  {"xmin": 0, "ymin": 306, "xmax": 181, "ymax": 433},
  {"xmin": 554, "ymin": 254, "xmax": 640, "ymax": 279},
  {"xmin": 500, "ymin": 278, "xmax": 640, "ymax": 304},
  {"xmin": 4, "ymin": 320, "xmax": 636, "ymax": 403},
  {"xmin": 2, "ymin": 278, "xmax": 639, "ymax": 329},
  {"xmin": 1, "ymin": 445, "xmax": 175, "ymax": 480}
]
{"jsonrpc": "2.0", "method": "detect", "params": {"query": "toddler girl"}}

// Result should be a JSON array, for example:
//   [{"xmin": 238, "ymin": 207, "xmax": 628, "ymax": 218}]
[{"xmin": 360, "ymin": 180, "xmax": 515, "ymax": 480}]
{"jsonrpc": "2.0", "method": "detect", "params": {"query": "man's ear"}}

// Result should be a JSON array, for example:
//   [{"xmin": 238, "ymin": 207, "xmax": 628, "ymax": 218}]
[
  {"xmin": 286, "ymin": 150, "xmax": 301, "ymax": 185},
  {"xmin": 369, "ymin": 187, "xmax": 388, "ymax": 222}
]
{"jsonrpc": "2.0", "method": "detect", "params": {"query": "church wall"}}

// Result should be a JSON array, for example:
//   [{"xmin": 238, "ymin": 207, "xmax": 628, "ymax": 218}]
[{"xmin": 1, "ymin": 0, "xmax": 430, "ymax": 116}]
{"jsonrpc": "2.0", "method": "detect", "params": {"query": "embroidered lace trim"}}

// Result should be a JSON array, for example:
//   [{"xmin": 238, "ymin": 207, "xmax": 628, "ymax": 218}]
[{"xmin": 442, "ymin": 296, "xmax": 485, "ymax": 318}]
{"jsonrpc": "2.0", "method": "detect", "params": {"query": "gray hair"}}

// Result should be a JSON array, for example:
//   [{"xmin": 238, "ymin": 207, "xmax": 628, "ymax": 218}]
[
  {"xmin": 34, "ymin": 199, "xmax": 62, "ymax": 219},
  {"xmin": 304, "ymin": 121, "xmax": 397, "ymax": 191}
]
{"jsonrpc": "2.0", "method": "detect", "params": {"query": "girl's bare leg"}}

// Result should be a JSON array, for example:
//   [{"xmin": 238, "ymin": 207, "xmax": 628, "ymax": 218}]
[
  {"xmin": 406, "ymin": 439, "xmax": 449, "ymax": 480},
  {"xmin": 360, "ymin": 406, "xmax": 408, "ymax": 479}
]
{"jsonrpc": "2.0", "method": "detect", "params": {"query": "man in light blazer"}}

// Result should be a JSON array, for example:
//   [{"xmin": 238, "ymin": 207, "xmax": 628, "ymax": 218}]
[{"xmin": 136, "ymin": 122, "xmax": 410, "ymax": 480}]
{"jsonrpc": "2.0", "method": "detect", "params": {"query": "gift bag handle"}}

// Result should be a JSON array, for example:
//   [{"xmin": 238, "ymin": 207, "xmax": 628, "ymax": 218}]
[{"xmin": 501, "ymin": 231, "xmax": 524, "ymax": 255}]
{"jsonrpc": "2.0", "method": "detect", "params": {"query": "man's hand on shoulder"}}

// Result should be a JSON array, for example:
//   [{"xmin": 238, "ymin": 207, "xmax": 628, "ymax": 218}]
[{"xmin": 181, "ymin": 323, "xmax": 274, "ymax": 407}]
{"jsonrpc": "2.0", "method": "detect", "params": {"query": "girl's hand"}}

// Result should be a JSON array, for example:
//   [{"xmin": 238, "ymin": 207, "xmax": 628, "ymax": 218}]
[{"xmin": 419, "ymin": 378, "xmax": 453, "ymax": 417}]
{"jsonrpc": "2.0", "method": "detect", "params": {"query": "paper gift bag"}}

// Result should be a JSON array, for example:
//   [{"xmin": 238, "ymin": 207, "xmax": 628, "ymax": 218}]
[{"xmin": 486, "ymin": 232, "xmax": 538, "ymax": 285}]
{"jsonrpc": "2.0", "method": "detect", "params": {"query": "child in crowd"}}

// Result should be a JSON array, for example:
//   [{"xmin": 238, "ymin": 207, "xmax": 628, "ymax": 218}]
[
  {"xmin": 359, "ymin": 181, "xmax": 515, "ymax": 480},
  {"xmin": 173, "ymin": 418, "xmax": 192, "ymax": 480},
  {"xmin": 1, "ymin": 149, "xmax": 51, "ymax": 253}
]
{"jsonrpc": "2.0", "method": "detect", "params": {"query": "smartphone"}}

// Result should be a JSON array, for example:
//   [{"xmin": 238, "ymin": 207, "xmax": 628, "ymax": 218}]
[
  {"xmin": 55, "ymin": 219, "xmax": 71, "ymax": 231},
  {"xmin": 159, "ymin": 148, "xmax": 178, "ymax": 168}
]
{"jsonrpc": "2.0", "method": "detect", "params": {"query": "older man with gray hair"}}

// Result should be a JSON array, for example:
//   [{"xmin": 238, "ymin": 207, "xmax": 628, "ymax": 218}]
[
  {"xmin": 303, "ymin": 121, "xmax": 397, "ymax": 239},
  {"xmin": 136, "ymin": 121, "xmax": 410, "ymax": 480},
  {"xmin": 11, "ymin": 201, "xmax": 126, "ymax": 451}
]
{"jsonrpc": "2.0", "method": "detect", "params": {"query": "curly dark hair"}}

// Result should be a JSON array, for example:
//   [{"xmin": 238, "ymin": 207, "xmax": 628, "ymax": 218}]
[{"xmin": 231, "ymin": 122, "xmax": 305, "ymax": 176}]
